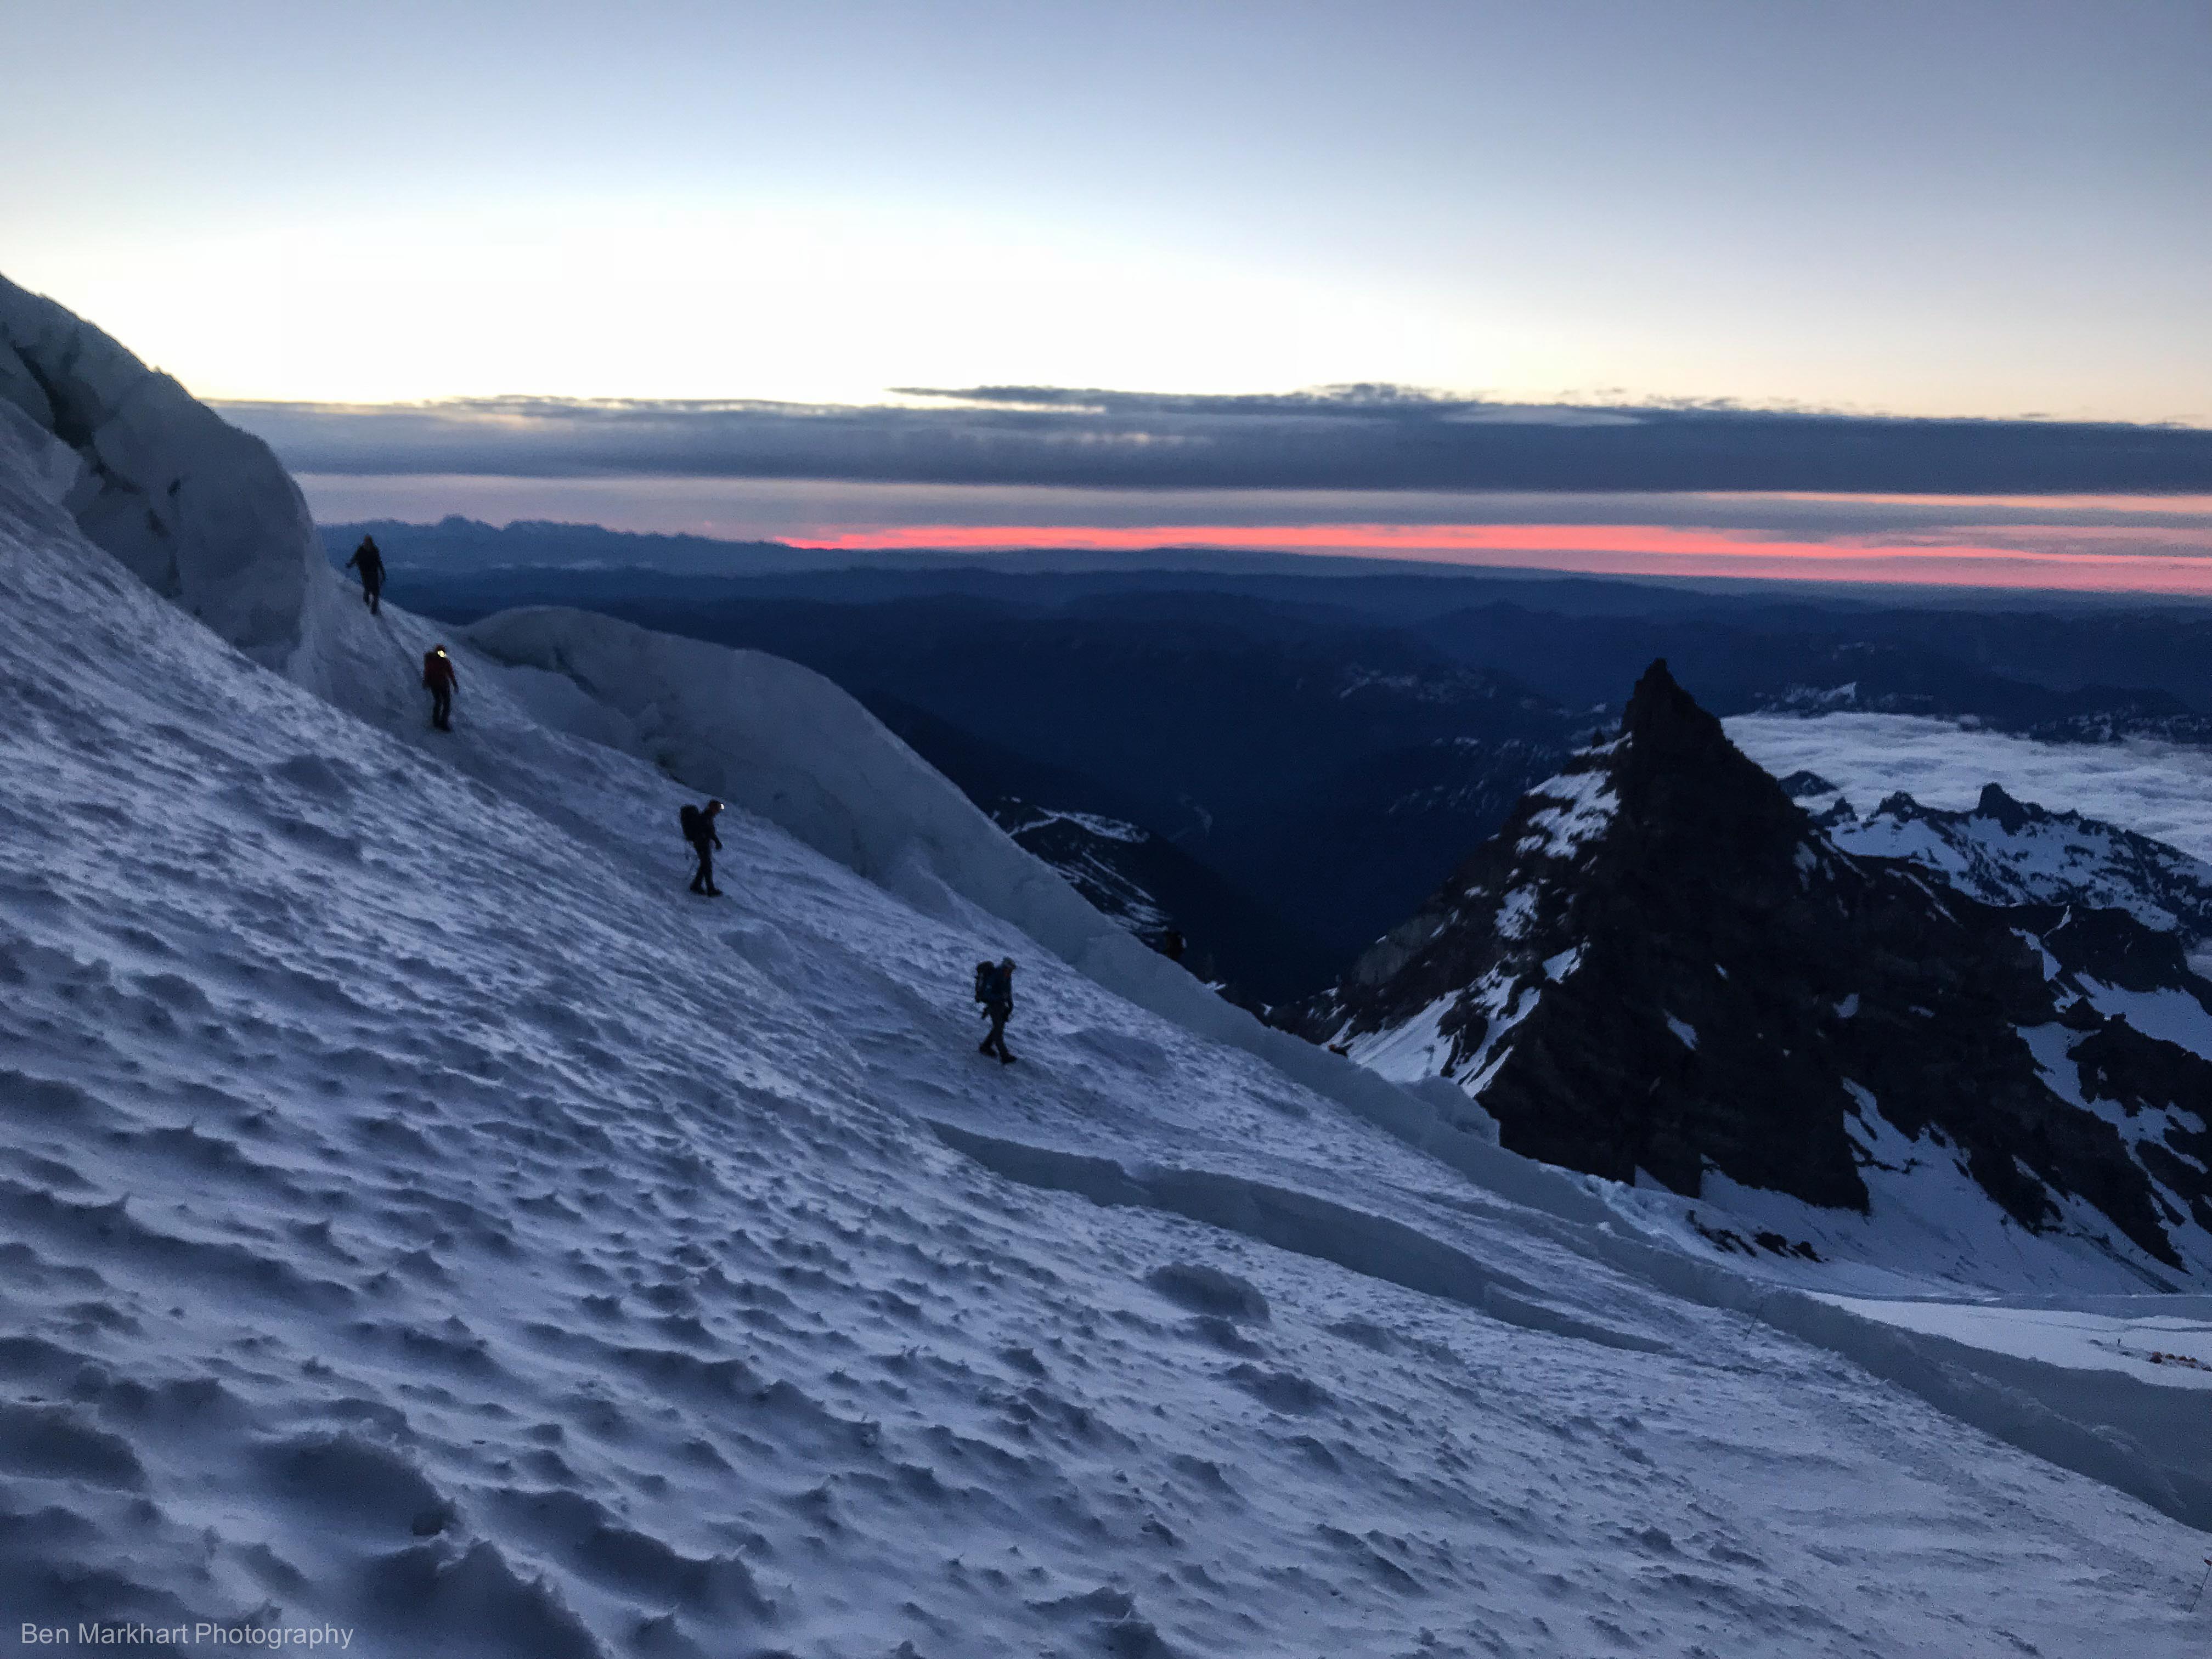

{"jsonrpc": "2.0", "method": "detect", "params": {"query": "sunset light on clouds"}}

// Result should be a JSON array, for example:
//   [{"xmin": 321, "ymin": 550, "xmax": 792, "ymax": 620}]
[
  {"xmin": 280, "ymin": 449, "xmax": 2212, "ymax": 595},
  {"xmin": 780, "ymin": 521, "xmax": 2212, "ymax": 594}
]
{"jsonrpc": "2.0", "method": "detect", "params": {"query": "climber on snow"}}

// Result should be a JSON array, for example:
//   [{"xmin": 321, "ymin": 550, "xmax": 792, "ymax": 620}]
[
  {"xmin": 345, "ymin": 535, "xmax": 386, "ymax": 615},
  {"xmin": 422, "ymin": 645, "xmax": 458, "ymax": 731},
  {"xmin": 681, "ymin": 799, "xmax": 725, "ymax": 897},
  {"xmin": 974, "ymin": 957, "xmax": 1017, "ymax": 1064}
]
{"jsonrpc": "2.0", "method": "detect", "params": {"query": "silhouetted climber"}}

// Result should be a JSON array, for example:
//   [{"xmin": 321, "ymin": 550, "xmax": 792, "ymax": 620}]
[
  {"xmin": 681, "ymin": 799, "xmax": 725, "ymax": 896},
  {"xmin": 344, "ymin": 535, "xmax": 386, "ymax": 615},
  {"xmin": 1159, "ymin": 928, "xmax": 1186, "ymax": 963},
  {"xmin": 973, "ymin": 957, "xmax": 1017, "ymax": 1064},
  {"xmin": 422, "ymin": 645, "xmax": 458, "ymax": 731}
]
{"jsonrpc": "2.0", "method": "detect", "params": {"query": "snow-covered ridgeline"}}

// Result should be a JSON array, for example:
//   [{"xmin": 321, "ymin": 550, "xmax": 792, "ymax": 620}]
[{"xmin": 1819, "ymin": 783, "xmax": 2212, "ymax": 969}]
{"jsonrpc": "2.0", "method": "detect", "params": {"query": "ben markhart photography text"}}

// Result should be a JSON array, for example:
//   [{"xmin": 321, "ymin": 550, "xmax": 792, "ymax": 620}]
[{"xmin": 20, "ymin": 1628, "xmax": 353, "ymax": 1650}]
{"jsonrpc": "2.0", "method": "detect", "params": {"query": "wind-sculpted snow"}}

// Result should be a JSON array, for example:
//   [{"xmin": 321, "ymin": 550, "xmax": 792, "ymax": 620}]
[
  {"xmin": 921, "ymin": 1122, "xmax": 1669, "ymax": 1355},
  {"xmin": 0, "ymin": 275, "xmax": 329, "ymax": 667}
]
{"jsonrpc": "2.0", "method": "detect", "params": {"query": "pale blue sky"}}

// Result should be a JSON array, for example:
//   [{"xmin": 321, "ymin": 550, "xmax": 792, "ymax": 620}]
[{"xmin": 7, "ymin": 1, "xmax": 2208, "ymax": 419}]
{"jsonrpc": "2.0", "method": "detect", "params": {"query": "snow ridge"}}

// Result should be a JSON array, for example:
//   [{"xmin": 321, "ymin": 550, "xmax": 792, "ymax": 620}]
[{"xmin": 1815, "ymin": 781, "xmax": 2212, "ymax": 958}]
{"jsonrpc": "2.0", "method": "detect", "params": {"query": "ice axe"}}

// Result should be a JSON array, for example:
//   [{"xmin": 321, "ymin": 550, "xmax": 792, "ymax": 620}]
[{"xmin": 2189, "ymin": 1557, "xmax": 2212, "ymax": 1613}]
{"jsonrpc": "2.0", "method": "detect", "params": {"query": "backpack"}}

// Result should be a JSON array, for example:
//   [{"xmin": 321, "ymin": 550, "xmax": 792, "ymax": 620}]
[
  {"xmin": 973, "ymin": 961, "xmax": 993, "ymax": 1003},
  {"xmin": 679, "ymin": 804, "xmax": 703, "ymax": 844}
]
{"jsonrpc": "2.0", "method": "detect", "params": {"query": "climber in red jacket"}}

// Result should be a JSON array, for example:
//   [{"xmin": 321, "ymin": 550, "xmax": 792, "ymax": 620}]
[{"xmin": 423, "ymin": 645, "xmax": 458, "ymax": 731}]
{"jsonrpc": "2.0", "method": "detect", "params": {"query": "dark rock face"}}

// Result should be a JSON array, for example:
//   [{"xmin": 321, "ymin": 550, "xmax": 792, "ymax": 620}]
[
  {"xmin": 1294, "ymin": 661, "xmax": 2212, "ymax": 1273},
  {"xmin": 1776, "ymin": 770, "xmax": 1839, "ymax": 799}
]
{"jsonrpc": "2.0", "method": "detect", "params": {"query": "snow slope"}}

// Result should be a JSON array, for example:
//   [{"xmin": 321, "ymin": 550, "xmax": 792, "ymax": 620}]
[
  {"xmin": 3, "ymin": 294, "xmax": 2211, "ymax": 1654},
  {"xmin": 454, "ymin": 603, "xmax": 1551, "ymax": 1196}
]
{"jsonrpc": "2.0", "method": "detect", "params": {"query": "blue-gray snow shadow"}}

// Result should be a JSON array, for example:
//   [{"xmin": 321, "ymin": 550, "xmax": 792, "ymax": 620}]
[{"xmin": 924, "ymin": 1119, "xmax": 1671, "ymax": 1357}]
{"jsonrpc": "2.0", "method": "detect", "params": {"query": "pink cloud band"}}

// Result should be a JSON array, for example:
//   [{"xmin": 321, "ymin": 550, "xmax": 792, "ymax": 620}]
[{"xmin": 785, "ymin": 521, "xmax": 2212, "ymax": 594}]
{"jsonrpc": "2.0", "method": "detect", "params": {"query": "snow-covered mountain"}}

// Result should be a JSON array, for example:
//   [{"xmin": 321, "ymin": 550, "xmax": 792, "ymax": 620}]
[
  {"xmin": 6, "ymin": 280, "xmax": 2212, "ymax": 1656},
  {"xmin": 1781, "ymin": 776, "xmax": 2212, "ymax": 969},
  {"xmin": 1296, "ymin": 660, "xmax": 2212, "ymax": 1290}
]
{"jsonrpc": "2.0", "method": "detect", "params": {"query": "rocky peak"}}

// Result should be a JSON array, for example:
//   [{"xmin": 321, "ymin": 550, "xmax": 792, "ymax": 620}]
[
  {"xmin": 1610, "ymin": 658, "xmax": 1834, "ymax": 889},
  {"xmin": 1776, "ymin": 768, "xmax": 1839, "ymax": 800},
  {"xmin": 1621, "ymin": 657, "xmax": 1717, "ymax": 746},
  {"xmin": 1295, "ymin": 665, "xmax": 2212, "ymax": 1279},
  {"xmin": 1973, "ymin": 781, "xmax": 2035, "ymax": 831}
]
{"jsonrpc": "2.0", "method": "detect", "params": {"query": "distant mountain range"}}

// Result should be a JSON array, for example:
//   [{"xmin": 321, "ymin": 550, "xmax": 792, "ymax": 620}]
[
  {"xmin": 1804, "ymin": 778, "xmax": 2212, "ymax": 965},
  {"xmin": 1291, "ymin": 661, "xmax": 2212, "ymax": 1285},
  {"xmin": 1413, "ymin": 603, "xmax": 2212, "ymax": 741}
]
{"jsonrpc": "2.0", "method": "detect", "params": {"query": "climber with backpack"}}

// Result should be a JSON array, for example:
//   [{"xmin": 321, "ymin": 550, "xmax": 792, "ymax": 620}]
[
  {"xmin": 973, "ymin": 957, "xmax": 1017, "ymax": 1064},
  {"xmin": 344, "ymin": 535, "xmax": 386, "ymax": 614},
  {"xmin": 681, "ymin": 799, "xmax": 725, "ymax": 897},
  {"xmin": 422, "ymin": 645, "xmax": 458, "ymax": 731}
]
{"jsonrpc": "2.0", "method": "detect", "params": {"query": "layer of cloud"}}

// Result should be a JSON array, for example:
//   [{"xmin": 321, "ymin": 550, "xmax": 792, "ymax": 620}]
[
  {"xmin": 1726, "ymin": 715, "xmax": 2212, "ymax": 863},
  {"xmin": 227, "ymin": 386, "xmax": 2212, "ymax": 495}
]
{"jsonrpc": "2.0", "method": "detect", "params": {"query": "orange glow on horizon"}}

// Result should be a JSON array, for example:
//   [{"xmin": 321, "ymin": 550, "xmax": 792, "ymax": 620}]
[{"xmin": 783, "ymin": 521, "xmax": 2212, "ymax": 594}]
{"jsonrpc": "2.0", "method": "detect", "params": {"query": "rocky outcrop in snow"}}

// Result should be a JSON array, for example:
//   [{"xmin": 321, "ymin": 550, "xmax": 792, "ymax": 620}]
[{"xmin": 1294, "ymin": 659, "xmax": 2212, "ymax": 1282}]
